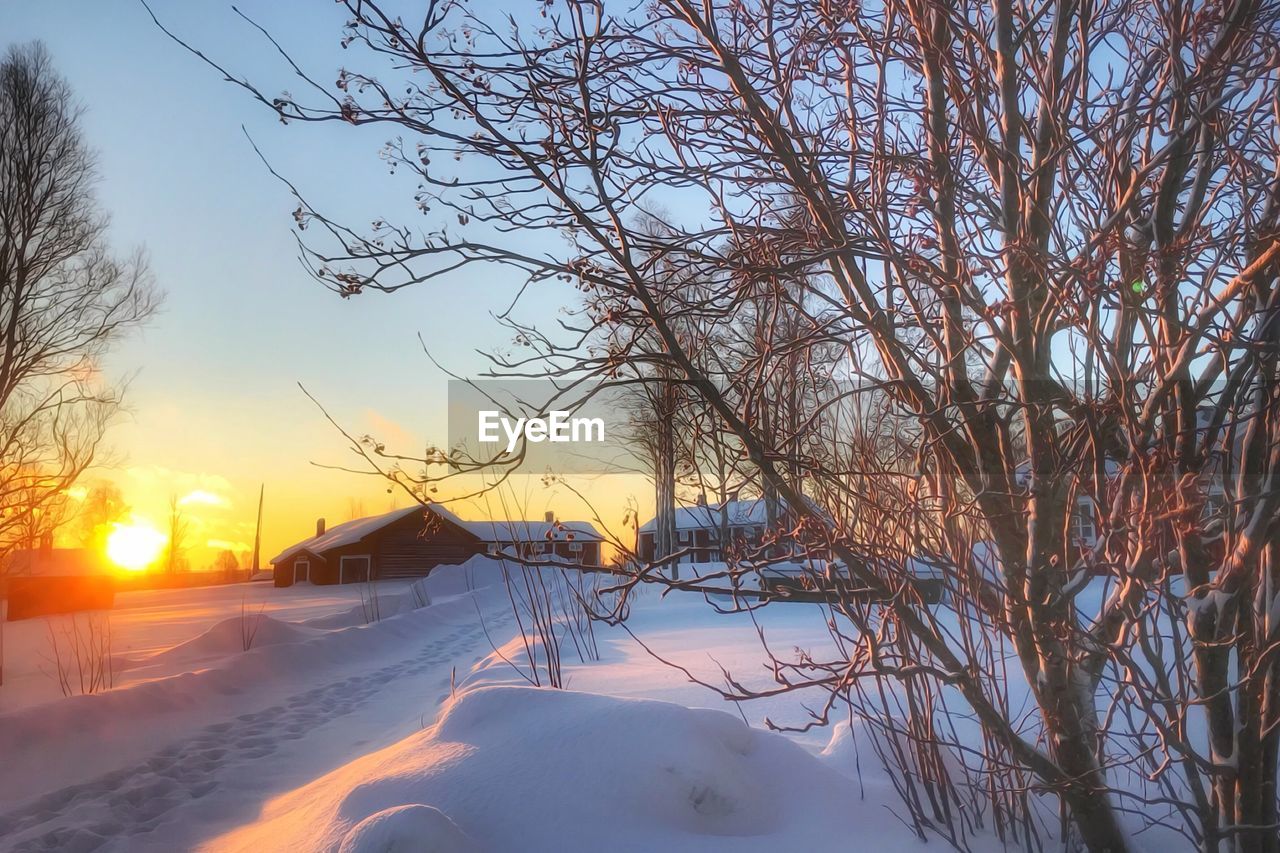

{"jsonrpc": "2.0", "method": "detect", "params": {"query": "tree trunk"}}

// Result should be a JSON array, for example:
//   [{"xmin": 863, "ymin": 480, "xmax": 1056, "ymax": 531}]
[
  {"xmin": 654, "ymin": 381, "xmax": 678, "ymax": 580},
  {"xmin": 1045, "ymin": 701, "xmax": 1130, "ymax": 853}
]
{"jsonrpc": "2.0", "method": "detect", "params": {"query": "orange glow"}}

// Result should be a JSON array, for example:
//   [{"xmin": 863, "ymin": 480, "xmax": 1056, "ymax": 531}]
[{"xmin": 106, "ymin": 520, "xmax": 166, "ymax": 571}]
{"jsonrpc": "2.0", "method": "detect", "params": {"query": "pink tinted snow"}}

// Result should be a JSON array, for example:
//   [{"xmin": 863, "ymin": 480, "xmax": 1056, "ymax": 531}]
[
  {"xmin": 0, "ymin": 557, "xmax": 1148, "ymax": 852},
  {"xmin": 209, "ymin": 685, "xmax": 889, "ymax": 853}
]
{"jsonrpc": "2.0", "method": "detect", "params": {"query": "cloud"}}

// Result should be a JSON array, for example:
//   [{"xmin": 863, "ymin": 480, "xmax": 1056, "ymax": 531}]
[
  {"xmin": 363, "ymin": 409, "xmax": 415, "ymax": 451},
  {"xmin": 179, "ymin": 489, "xmax": 231, "ymax": 508},
  {"xmin": 206, "ymin": 538, "xmax": 251, "ymax": 553},
  {"xmin": 126, "ymin": 465, "xmax": 235, "ymax": 496}
]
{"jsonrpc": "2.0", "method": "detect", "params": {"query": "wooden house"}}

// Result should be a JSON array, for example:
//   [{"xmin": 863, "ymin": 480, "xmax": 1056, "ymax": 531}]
[
  {"xmin": 271, "ymin": 503, "xmax": 602, "ymax": 587},
  {"xmin": 4, "ymin": 546, "xmax": 115, "ymax": 621}
]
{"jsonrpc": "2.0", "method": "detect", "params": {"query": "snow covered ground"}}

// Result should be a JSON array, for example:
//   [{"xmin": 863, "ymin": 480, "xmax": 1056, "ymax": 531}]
[
  {"xmin": 0, "ymin": 560, "xmax": 1161, "ymax": 852},
  {"xmin": 207, "ymin": 583, "xmax": 950, "ymax": 853},
  {"xmin": 0, "ymin": 580, "xmax": 422, "ymax": 713},
  {"xmin": 0, "ymin": 572, "xmax": 516, "ymax": 851}
]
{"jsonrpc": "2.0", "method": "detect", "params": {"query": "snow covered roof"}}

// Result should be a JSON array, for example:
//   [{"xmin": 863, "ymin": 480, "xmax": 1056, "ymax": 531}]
[
  {"xmin": 6, "ymin": 548, "xmax": 113, "ymax": 578},
  {"xmin": 270, "ymin": 505, "xmax": 427, "ymax": 565},
  {"xmin": 270, "ymin": 503, "xmax": 603, "ymax": 565},
  {"xmin": 637, "ymin": 499, "xmax": 769, "ymax": 534},
  {"xmin": 1013, "ymin": 458, "xmax": 1122, "ymax": 487},
  {"xmin": 427, "ymin": 503, "xmax": 603, "ymax": 544},
  {"xmin": 902, "ymin": 540, "xmax": 1001, "ymax": 583}
]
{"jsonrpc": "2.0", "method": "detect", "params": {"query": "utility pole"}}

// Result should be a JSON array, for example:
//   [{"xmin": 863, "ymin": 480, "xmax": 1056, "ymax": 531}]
[{"xmin": 250, "ymin": 484, "xmax": 263, "ymax": 577}]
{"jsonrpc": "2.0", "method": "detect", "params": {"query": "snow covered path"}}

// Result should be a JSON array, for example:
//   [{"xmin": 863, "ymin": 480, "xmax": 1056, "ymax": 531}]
[{"xmin": 0, "ymin": 586, "xmax": 515, "ymax": 853}]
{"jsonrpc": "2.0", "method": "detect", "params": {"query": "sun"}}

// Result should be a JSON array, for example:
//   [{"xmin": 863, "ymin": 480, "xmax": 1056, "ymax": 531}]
[{"xmin": 105, "ymin": 521, "xmax": 166, "ymax": 572}]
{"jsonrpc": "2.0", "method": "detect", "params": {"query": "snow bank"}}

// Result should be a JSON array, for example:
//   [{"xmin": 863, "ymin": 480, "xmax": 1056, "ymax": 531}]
[
  {"xmin": 418, "ymin": 555, "xmax": 514, "ymax": 600},
  {"xmin": 338, "ymin": 804, "xmax": 479, "ymax": 853},
  {"xmin": 299, "ymin": 557, "xmax": 513, "ymax": 630},
  {"xmin": 135, "ymin": 614, "xmax": 316, "ymax": 664},
  {"xmin": 301, "ymin": 582, "xmax": 433, "ymax": 630},
  {"xmin": 208, "ymin": 685, "xmax": 891, "ymax": 853}
]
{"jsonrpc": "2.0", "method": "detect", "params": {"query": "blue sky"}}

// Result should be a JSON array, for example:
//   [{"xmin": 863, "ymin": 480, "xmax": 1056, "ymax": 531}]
[{"xmin": 5, "ymin": 1, "xmax": 640, "ymax": 564}]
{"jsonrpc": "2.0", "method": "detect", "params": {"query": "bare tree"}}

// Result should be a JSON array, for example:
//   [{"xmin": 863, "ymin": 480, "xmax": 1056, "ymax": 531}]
[
  {"xmin": 214, "ymin": 548, "xmax": 240, "ymax": 582},
  {"xmin": 346, "ymin": 496, "xmax": 366, "ymax": 521},
  {"xmin": 73, "ymin": 481, "xmax": 127, "ymax": 549},
  {"xmin": 0, "ymin": 41, "xmax": 156, "ymax": 559},
  {"xmin": 0, "ymin": 42, "xmax": 154, "ymax": 690},
  {"xmin": 617, "ymin": 350, "xmax": 686, "ymax": 572},
  {"xmin": 155, "ymin": 2, "xmax": 1280, "ymax": 850},
  {"xmin": 10, "ymin": 479, "xmax": 72, "ymax": 551},
  {"xmin": 164, "ymin": 493, "xmax": 187, "ymax": 574},
  {"xmin": 44, "ymin": 612, "xmax": 114, "ymax": 697}
]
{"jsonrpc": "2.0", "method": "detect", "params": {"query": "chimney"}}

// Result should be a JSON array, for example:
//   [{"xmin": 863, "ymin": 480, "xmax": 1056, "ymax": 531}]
[
  {"xmin": 316, "ymin": 517, "xmax": 326, "ymax": 537},
  {"xmin": 696, "ymin": 494, "xmax": 707, "ymax": 507},
  {"xmin": 544, "ymin": 510, "xmax": 555, "ymax": 524},
  {"xmin": 38, "ymin": 531, "xmax": 53, "ymax": 557}
]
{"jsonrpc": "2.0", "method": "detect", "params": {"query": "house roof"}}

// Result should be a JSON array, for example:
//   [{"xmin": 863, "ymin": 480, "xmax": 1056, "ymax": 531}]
[
  {"xmin": 638, "ymin": 498, "xmax": 769, "ymax": 534},
  {"xmin": 270, "ymin": 503, "xmax": 603, "ymax": 565},
  {"xmin": 1013, "ymin": 458, "xmax": 1122, "ymax": 487},
  {"xmin": 270, "ymin": 505, "xmax": 426, "ymax": 565},
  {"xmin": 6, "ymin": 548, "xmax": 114, "ymax": 578},
  {"xmin": 428, "ymin": 503, "xmax": 602, "ymax": 544}
]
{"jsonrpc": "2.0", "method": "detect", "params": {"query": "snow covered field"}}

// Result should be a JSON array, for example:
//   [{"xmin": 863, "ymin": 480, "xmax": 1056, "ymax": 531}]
[
  {"xmin": 0, "ymin": 580, "xmax": 421, "ymax": 713},
  {"xmin": 0, "ymin": 561, "xmax": 1144, "ymax": 852},
  {"xmin": 0, "ymin": 572, "xmax": 510, "ymax": 850}
]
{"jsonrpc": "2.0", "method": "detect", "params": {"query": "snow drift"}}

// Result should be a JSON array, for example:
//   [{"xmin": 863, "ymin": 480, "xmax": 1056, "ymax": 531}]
[
  {"xmin": 300, "ymin": 556, "xmax": 514, "ymax": 631},
  {"xmin": 208, "ymin": 685, "xmax": 891, "ymax": 853},
  {"xmin": 417, "ymin": 555, "xmax": 516, "ymax": 600},
  {"xmin": 136, "ymin": 614, "xmax": 316, "ymax": 664}
]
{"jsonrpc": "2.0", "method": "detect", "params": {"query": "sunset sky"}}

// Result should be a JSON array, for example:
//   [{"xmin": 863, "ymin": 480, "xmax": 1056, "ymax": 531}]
[{"xmin": 6, "ymin": 1, "xmax": 648, "ymax": 568}]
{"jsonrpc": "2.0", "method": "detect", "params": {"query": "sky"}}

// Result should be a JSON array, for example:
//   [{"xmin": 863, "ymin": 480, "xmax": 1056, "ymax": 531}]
[{"xmin": 4, "ymin": 1, "xmax": 649, "ymax": 568}]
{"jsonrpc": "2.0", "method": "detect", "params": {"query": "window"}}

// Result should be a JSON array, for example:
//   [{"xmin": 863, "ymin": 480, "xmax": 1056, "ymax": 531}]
[
  {"xmin": 1070, "ymin": 500, "xmax": 1097, "ymax": 545},
  {"xmin": 568, "ymin": 541, "xmax": 583, "ymax": 553},
  {"xmin": 339, "ymin": 555, "xmax": 371, "ymax": 584},
  {"xmin": 677, "ymin": 530, "xmax": 692, "ymax": 546}
]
